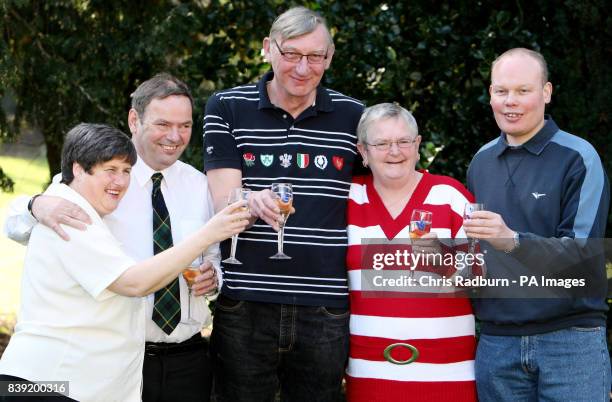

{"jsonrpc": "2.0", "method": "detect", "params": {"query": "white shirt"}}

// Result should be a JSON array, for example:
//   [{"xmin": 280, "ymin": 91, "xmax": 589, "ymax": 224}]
[
  {"xmin": 4, "ymin": 157, "xmax": 219, "ymax": 343},
  {"xmin": 0, "ymin": 183, "xmax": 145, "ymax": 402}
]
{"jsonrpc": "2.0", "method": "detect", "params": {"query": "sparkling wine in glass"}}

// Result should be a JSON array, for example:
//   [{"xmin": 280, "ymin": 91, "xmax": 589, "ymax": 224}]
[
  {"xmin": 222, "ymin": 187, "xmax": 251, "ymax": 265},
  {"xmin": 270, "ymin": 183, "xmax": 293, "ymax": 260},
  {"xmin": 181, "ymin": 256, "xmax": 202, "ymax": 325},
  {"xmin": 409, "ymin": 209, "xmax": 433, "ymax": 239}
]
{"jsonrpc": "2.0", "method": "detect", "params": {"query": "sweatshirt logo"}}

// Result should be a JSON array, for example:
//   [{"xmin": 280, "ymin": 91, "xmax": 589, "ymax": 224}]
[
  {"xmin": 296, "ymin": 153, "xmax": 310, "ymax": 169},
  {"xmin": 332, "ymin": 156, "xmax": 344, "ymax": 171},
  {"xmin": 279, "ymin": 153, "xmax": 292, "ymax": 168},
  {"xmin": 314, "ymin": 155, "xmax": 328, "ymax": 170},
  {"xmin": 243, "ymin": 152, "xmax": 256, "ymax": 167},
  {"xmin": 531, "ymin": 192, "xmax": 546, "ymax": 199},
  {"xmin": 260, "ymin": 154, "xmax": 273, "ymax": 167}
]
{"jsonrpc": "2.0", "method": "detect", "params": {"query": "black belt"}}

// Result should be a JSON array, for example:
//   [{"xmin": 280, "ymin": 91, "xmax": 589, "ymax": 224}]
[{"xmin": 145, "ymin": 333, "xmax": 205, "ymax": 356}]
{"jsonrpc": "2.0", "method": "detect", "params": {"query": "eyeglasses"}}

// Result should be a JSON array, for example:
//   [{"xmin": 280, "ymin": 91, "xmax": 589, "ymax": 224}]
[
  {"xmin": 273, "ymin": 40, "xmax": 328, "ymax": 64},
  {"xmin": 365, "ymin": 138, "xmax": 418, "ymax": 152}
]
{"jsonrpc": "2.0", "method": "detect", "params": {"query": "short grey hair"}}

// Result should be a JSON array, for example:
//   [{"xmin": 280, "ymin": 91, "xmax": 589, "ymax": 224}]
[
  {"xmin": 269, "ymin": 6, "xmax": 333, "ymax": 45},
  {"xmin": 357, "ymin": 103, "xmax": 419, "ymax": 144},
  {"xmin": 130, "ymin": 73, "xmax": 193, "ymax": 119},
  {"xmin": 491, "ymin": 48, "xmax": 549, "ymax": 85}
]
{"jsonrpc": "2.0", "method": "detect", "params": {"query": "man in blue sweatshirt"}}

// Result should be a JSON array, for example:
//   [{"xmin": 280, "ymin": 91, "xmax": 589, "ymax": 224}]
[{"xmin": 464, "ymin": 48, "xmax": 610, "ymax": 401}]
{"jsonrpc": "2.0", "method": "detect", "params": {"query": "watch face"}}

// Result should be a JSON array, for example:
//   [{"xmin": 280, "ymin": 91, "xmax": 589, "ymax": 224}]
[
  {"xmin": 504, "ymin": 232, "xmax": 520, "ymax": 253},
  {"xmin": 511, "ymin": 232, "xmax": 520, "ymax": 251}
]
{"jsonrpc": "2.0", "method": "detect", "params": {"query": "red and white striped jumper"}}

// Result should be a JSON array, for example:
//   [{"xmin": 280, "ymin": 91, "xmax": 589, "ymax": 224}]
[{"xmin": 345, "ymin": 172, "xmax": 478, "ymax": 402}]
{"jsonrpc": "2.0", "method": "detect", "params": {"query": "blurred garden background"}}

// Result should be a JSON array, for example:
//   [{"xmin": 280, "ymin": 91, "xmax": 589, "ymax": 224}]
[{"xmin": 1, "ymin": 0, "xmax": 611, "ymax": 353}]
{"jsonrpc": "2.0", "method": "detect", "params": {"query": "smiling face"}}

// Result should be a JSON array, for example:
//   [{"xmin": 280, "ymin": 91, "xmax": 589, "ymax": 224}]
[
  {"xmin": 263, "ymin": 25, "xmax": 334, "ymax": 107},
  {"xmin": 357, "ymin": 116, "xmax": 421, "ymax": 187},
  {"xmin": 128, "ymin": 95, "xmax": 193, "ymax": 171},
  {"xmin": 489, "ymin": 52, "xmax": 552, "ymax": 146},
  {"xmin": 71, "ymin": 157, "xmax": 132, "ymax": 216}
]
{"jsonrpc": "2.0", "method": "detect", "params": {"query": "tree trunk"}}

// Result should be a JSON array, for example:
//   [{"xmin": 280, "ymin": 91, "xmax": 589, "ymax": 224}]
[{"xmin": 44, "ymin": 133, "xmax": 62, "ymax": 180}]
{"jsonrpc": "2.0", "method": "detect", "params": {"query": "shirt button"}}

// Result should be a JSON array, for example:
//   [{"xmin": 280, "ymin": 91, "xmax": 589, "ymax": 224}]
[{"xmin": 283, "ymin": 114, "xmax": 287, "ymax": 119}]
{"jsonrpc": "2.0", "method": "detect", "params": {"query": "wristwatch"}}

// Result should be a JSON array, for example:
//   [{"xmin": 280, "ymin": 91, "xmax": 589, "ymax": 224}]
[
  {"xmin": 504, "ymin": 231, "xmax": 520, "ymax": 253},
  {"xmin": 27, "ymin": 194, "xmax": 42, "ymax": 221}
]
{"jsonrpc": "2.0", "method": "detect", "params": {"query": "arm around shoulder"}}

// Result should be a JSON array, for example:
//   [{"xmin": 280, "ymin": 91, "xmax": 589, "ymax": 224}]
[{"xmin": 4, "ymin": 195, "xmax": 37, "ymax": 245}]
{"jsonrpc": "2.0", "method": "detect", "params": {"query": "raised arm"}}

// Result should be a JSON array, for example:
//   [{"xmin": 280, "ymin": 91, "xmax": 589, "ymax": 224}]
[
  {"xmin": 203, "ymin": 93, "xmax": 283, "ymax": 229},
  {"xmin": 108, "ymin": 200, "xmax": 250, "ymax": 297}
]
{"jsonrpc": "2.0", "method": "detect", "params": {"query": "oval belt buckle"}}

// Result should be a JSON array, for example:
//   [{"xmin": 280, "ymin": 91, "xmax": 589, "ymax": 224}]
[{"xmin": 383, "ymin": 343, "xmax": 419, "ymax": 365}]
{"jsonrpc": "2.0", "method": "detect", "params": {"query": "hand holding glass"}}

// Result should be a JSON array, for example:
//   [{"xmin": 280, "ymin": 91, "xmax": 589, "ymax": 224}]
[
  {"xmin": 270, "ymin": 183, "xmax": 293, "ymax": 259},
  {"xmin": 222, "ymin": 188, "xmax": 251, "ymax": 265}
]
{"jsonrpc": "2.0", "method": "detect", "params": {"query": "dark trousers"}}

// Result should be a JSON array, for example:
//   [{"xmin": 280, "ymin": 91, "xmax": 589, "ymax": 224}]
[
  {"xmin": 211, "ymin": 294, "xmax": 350, "ymax": 402},
  {"xmin": 0, "ymin": 374, "xmax": 76, "ymax": 401},
  {"xmin": 143, "ymin": 334, "xmax": 212, "ymax": 402}
]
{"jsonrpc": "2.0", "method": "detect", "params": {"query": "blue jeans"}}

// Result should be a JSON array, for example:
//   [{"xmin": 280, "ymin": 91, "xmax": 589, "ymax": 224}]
[
  {"xmin": 211, "ymin": 294, "xmax": 350, "ymax": 402},
  {"xmin": 475, "ymin": 327, "xmax": 611, "ymax": 402}
]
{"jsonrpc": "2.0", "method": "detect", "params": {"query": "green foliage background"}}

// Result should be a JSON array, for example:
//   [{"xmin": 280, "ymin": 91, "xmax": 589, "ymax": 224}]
[{"xmin": 1, "ymin": 0, "xmax": 611, "ymax": 233}]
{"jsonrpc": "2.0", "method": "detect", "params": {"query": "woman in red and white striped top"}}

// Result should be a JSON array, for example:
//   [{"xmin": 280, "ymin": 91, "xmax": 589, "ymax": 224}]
[{"xmin": 345, "ymin": 103, "xmax": 478, "ymax": 402}]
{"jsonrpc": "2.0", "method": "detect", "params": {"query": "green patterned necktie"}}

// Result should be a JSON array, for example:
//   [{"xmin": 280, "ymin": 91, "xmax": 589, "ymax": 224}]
[{"xmin": 151, "ymin": 173, "xmax": 181, "ymax": 334}]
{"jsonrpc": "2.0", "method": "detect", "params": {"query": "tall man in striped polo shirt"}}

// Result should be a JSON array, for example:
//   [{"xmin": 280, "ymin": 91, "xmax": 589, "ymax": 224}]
[
  {"xmin": 203, "ymin": 6, "xmax": 364, "ymax": 402},
  {"xmin": 463, "ymin": 48, "xmax": 610, "ymax": 401}
]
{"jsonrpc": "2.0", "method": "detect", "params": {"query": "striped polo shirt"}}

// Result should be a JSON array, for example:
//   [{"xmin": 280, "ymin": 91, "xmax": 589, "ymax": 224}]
[{"xmin": 203, "ymin": 71, "xmax": 364, "ymax": 307}]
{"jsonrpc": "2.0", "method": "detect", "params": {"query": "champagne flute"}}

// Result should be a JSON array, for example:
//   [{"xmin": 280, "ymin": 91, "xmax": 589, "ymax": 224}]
[
  {"xmin": 222, "ymin": 187, "xmax": 252, "ymax": 265},
  {"xmin": 270, "ymin": 183, "xmax": 293, "ymax": 260},
  {"xmin": 409, "ymin": 209, "xmax": 432, "ymax": 239},
  {"xmin": 463, "ymin": 203, "xmax": 484, "ymax": 254},
  {"xmin": 181, "ymin": 255, "xmax": 202, "ymax": 325}
]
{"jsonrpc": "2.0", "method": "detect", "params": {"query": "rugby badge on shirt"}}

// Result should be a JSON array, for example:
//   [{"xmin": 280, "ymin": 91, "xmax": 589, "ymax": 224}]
[
  {"xmin": 314, "ymin": 155, "xmax": 328, "ymax": 170},
  {"xmin": 279, "ymin": 153, "xmax": 292, "ymax": 168},
  {"xmin": 332, "ymin": 156, "xmax": 344, "ymax": 171},
  {"xmin": 260, "ymin": 154, "xmax": 274, "ymax": 167},
  {"xmin": 243, "ymin": 152, "xmax": 256, "ymax": 167},
  {"xmin": 296, "ymin": 153, "xmax": 310, "ymax": 168}
]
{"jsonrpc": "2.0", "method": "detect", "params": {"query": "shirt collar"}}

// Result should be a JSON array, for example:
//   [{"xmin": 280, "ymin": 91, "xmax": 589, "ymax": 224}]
[
  {"xmin": 495, "ymin": 115, "xmax": 559, "ymax": 157},
  {"xmin": 132, "ymin": 155, "xmax": 181, "ymax": 189},
  {"xmin": 257, "ymin": 70, "xmax": 334, "ymax": 113}
]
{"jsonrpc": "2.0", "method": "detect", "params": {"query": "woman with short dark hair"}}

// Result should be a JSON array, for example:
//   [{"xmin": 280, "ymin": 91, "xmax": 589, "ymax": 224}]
[{"xmin": 0, "ymin": 123, "xmax": 249, "ymax": 402}]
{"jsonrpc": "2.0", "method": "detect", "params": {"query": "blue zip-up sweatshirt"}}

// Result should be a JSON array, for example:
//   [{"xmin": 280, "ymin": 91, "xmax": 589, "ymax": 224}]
[{"xmin": 467, "ymin": 117, "xmax": 609, "ymax": 335}]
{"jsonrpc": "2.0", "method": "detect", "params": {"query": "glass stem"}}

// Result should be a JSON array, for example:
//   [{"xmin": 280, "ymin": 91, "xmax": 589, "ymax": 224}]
[
  {"xmin": 277, "ymin": 225, "xmax": 284, "ymax": 255},
  {"xmin": 468, "ymin": 238, "xmax": 478, "ymax": 255},
  {"xmin": 229, "ymin": 234, "xmax": 238, "ymax": 259},
  {"xmin": 187, "ymin": 288, "xmax": 192, "ymax": 320},
  {"xmin": 467, "ymin": 239, "xmax": 478, "ymax": 278}
]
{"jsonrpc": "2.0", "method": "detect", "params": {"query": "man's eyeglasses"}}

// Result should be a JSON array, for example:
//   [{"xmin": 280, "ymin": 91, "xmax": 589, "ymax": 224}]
[
  {"xmin": 365, "ymin": 138, "xmax": 418, "ymax": 152},
  {"xmin": 273, "ymin": 40, "xmax": 328, "ymax": 64}
]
